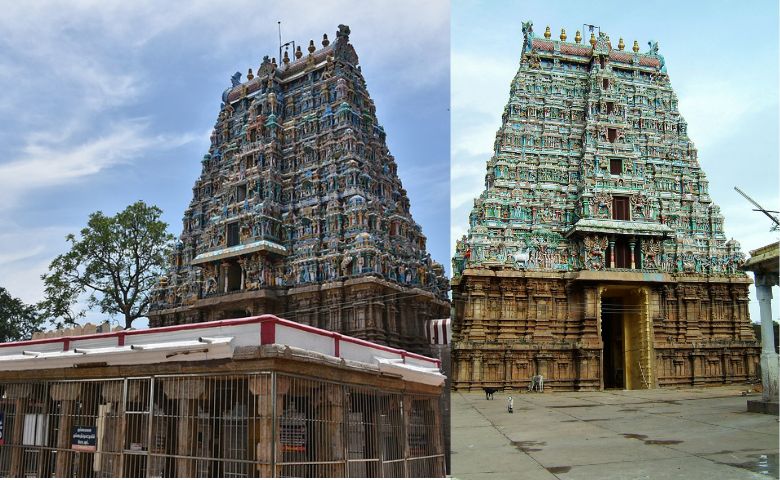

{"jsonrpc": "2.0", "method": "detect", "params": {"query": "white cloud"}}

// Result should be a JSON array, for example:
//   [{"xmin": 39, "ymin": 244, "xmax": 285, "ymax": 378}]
[
  {"xmin": 0, "ymin": 221, "xmax": 72, "ymax": 304},
  {"xmin": 450, "ymin": 51, "xmax": 511, "ymax": 250},
  {"xmin": 0, "ymin": 121, "xmax": 196, "ymax": 210}
]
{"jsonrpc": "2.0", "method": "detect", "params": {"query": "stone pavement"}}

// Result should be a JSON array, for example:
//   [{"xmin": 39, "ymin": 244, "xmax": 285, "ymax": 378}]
[{"xmin": 451, "ymin": 386, "xmax": 778, "ymax": 479}]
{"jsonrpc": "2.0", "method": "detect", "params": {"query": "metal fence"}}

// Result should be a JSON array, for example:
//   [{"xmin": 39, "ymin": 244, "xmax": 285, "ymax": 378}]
[{"xmin": 0, "ymin": 373, "xmax": 444, "ymax": 478}]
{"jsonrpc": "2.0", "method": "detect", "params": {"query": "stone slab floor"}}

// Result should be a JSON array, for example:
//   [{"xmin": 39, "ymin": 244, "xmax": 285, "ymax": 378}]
[{"xmin": 451, "ymin": 386, "xmax": 778, "ymax": 479}]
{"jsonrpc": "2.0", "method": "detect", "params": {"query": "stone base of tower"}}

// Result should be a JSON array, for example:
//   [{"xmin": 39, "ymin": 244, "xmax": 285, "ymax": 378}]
[
  {"xmin": 450, "ymin": 269, "xmax": 761, "ymax": 391},
  {"xmin": 149, "ymin": 275, "xmax": 449, "ymax": 355}
]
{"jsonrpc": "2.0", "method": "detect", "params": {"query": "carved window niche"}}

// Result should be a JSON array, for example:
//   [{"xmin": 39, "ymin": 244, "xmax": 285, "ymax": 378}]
[
  {"xmin": 610, "ymin": 158, "xmax": 622, "ymax": 175},
  {"xmin": 611, "ymin": 238, "xmax": 630, "ymax": 269},
  {"xmin": 607, "ymin": 128, "xmax": 617, "ymax": 143},
  {"xmin": 236, "ymin": 184, "xmax": 247, "ymax": 203},
  {"xmin": 612, "ymin": 196, "xmax": 630, "ymax": 221},
  {"xmin": 227, "ymin": 222, "xmax": 240, "ymax": 247}
]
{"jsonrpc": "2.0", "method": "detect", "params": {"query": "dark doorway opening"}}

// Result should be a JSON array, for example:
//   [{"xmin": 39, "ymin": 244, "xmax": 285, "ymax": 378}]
[
  {"xmin": 610, "ymin": 158, "xmax": 622, "ymax": 175},
  {"xmin": 601, "ymin": 296, "xmax": 625, "ymax": 389},
  {"xmin": 612, "ymin": 238, "xmax": 630, "ymax": 268},
  {"xmin": 227, "ymin": 222, "xmax": 240, "ymax": 247},
  {"xmin": 227, "ymin": 262, "xmax": 242, "ymax": 292},
  {"xmin": 612, "ymin": 196, "xmax": 629, "ymax": 220}
]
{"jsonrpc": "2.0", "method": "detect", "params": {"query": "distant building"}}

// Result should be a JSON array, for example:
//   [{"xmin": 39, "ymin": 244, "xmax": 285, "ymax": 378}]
[
  {"xmin": 147, "ymin": 25, "xmax": 449, "ymax": 354},
  {"xmin": 0, "ymin": 315, "xmax": 445, "ymax": 478},
  {"xmin": 451, "ymin": 22, "xmax": 759, "ymax": 391}
]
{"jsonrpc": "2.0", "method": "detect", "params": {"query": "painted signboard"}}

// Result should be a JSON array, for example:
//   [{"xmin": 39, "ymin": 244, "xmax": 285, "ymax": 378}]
[{"xmin": 71, "ymin": 426, "xmax": 97, "ymax": 452}]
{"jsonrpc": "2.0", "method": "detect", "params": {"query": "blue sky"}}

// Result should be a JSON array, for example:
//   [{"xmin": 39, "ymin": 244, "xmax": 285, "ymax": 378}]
[
  {"xmin": 0, "ymin": 0, "xmax": 777, "ymax": 327},
  {"xmin": 0, "ymin": 0, "xmax": 450, "ymax": 327},
  {"xmin": 451, "ymin": 0, "xmax": 780, "ymax": 322}
]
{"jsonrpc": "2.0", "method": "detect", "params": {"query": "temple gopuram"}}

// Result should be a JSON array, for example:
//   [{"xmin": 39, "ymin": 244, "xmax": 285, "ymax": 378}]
[
  {"xmin": 451, "ymin": 22, "xmax": 760, "ymax": 390},
  {"xmin": 148, "ymin": 25, "xmax": 449, "ymax": 354}
]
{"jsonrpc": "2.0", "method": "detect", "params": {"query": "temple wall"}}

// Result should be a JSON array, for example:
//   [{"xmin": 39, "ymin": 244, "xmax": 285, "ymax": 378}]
[
  {"xmin": 451, "ymin": 274, "xmax": 760, "ymax": 391},
  {"xmin": 150, "ymin": 278, "xmax": 449, "ymax": 355}
]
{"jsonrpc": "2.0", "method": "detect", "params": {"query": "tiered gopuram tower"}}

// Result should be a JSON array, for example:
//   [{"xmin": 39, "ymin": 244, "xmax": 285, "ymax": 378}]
[
  {"xmin": 148, "ymin": 25, "xmax": 449, "ymax": 354},
  {"xmin": 451, "ymin": 22, "xmax": 759, "ymax": 390}
]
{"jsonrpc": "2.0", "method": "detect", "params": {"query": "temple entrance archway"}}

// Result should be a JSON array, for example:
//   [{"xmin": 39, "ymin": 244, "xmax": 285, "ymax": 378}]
[{"xmin": 598, "ymin": 286, "xmax": 654, "ymax": 390}]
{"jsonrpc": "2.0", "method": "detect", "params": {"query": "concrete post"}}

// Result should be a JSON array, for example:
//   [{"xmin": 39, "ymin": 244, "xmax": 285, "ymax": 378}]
[{"xmin": 755, "ymin": 277, "xmax": 778, "ymax": 402}]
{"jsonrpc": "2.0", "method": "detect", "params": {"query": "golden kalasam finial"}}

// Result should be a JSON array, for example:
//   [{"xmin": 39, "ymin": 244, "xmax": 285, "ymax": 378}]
[
  {"xmin": 247, "ymin": 68, "xmax": 254, "ymax": 80},
  {"xmin": 590, "ymin": 32, "xmax": 597, "ymax": 48},
  {"xmin": 560, "ymin": 28, "xmax": 567, "ymax": 41},
  {"xmin": 295, "ymin": 46, "xmax": 302, "ymax": 59},
  {"xmin": 271, "ymin": 57, "xmax": 277, "ymax": 67},
  {"xmin": 283, "ymin": 50, "xmax": 290, "ymax": 65},
  {"xmin": 322, "ymin": 33, "xmax": 330, "ymax": 47},
  {"xmin": 575, "ymin": 30, "xmax": 582, "ymax": 43},
  {"xmin": 544, "ymin": 26, "xmax": 551, "ymax": 39},
  {"xmin": 633, "ymin": 40, "xmax": 640, "ymax": 53},
  {"xmin": 618, "ymin": 38, "xmax": 625, "ymax": 50},
  {"xmin": 308, "ymin": 40, "xmax": 316, "ymax": 54}
]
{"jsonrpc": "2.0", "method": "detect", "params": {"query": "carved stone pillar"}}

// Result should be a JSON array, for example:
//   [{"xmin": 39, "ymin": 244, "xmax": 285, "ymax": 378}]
[
  {"xmin": 629, "ymin": 238, "xmax": 636, "ymax": 269},
  {"xmin": 471, "ymin": 354, "xmax": 482, "ymax": 385},
  {"xmin": 162, "ymin": 378, "xmax": 206, "ymax": 478},
  {"xmin": 503, "ymin": 351, "xmax": 512, "ymax": 386},
  {"xmin": 249, "ymin": 376, "xmax": 275, "ymax": 478},
  {"xmin": 7, "ymin": 384, "xmax": 31, "ymax": 478},
  {"xmin": 609, "ymin": 239, "xmax": 616, "ymax": 268},
  {"xmin": 51, "ymin": 383, "xmax": 82, "ymax": 478},
  {"xmin": 689, "ymin": 351, "xmax": 705, "ymax": 386},
  {"xmin": 756, "ymin": 277, "xmax": 778, "ymax": 402},
  {"xmin": 221, "ymin": 261, "xmax": 230, "ymax": 293},
  {"xmin": 314, "ymin": 384, "xmax": 345, "ymax": 477},
  {"xmin": 534, "ymin": 353, "xmax": 554, "ymax": 381}
]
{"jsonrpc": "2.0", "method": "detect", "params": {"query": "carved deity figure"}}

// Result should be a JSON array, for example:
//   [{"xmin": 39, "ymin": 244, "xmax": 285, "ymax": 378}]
[
  {"xmin": 583, "ymin": 235, "xmax": 608, "ymax": 270},
  {"xmin": 593, "ymin": 192, "xmax": 612, "ymax": 219},
  {"xmin": 641, "ymin": 239, "xmax": 661, "ymax": 269}
]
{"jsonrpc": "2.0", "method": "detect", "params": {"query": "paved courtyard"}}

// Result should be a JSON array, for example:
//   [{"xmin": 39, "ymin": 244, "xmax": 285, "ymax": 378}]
[{"xmin": 451, "ymin": 386, "xmax": 778, "ymax": 479}]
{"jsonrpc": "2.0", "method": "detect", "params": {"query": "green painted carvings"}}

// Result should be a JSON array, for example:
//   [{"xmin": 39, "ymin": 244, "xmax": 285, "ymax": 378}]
[{"xmin": 453, "ymin": 22, "xmax": 743, "ymax": 278}]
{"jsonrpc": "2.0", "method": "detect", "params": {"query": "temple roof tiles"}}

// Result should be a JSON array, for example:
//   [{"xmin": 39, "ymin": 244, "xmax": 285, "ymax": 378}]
[{"xmin": 529, "ymin": 31, "xmax": 663, "ymax": 70}]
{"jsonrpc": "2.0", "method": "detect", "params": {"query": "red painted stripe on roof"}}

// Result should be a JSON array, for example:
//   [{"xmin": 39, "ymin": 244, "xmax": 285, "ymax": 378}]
[
  {"xmin": 260, "ymin": 320, "xmax": 276, "ymax": 345},
  {"xmin": 2, "ymin": 314, "xmax": 439, "ymax": 364}
]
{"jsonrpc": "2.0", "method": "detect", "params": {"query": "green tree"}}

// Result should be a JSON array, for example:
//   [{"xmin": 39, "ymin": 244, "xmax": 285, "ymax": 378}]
[
  {"xmin": 0, "ymin": 287, "xmax": 42, "ymax": 342},
  {"xmin": 41, "ymin": 201, "xmax": 174, "ymax": 329}
]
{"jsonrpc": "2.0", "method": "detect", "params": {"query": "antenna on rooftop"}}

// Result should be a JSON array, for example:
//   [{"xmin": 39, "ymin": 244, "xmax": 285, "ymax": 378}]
[
  {"xmin": 583, "ymin": 24, "xmax": 600, "ymax": 35},
  {"xmin": 734, "ymin": 186, "xmax": 780, "ymax": 231},
  {"xmin": 278, "ymin": 21, "xmax": 282, "ymax": 63},
  {"xmin": 277, "ymin": 20, "xmax": 295, "ymax": 66}
]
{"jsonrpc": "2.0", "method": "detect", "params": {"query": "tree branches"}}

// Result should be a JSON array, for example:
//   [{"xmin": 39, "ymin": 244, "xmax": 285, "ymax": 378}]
[{"xmin": 41, "ymin": 201, "xmax": 174, "ymax": 329}]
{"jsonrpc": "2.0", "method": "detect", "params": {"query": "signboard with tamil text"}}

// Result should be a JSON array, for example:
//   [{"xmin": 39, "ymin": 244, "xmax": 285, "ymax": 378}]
[{"xmin": 71, "ymin": 426, "xmax": 97, "ymax": 452}]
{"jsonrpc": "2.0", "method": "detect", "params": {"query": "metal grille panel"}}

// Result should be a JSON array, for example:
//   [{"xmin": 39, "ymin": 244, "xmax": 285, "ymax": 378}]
[{"xmin": 0, "ymin": 373, "xmax": 443, "ymax": 478}]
